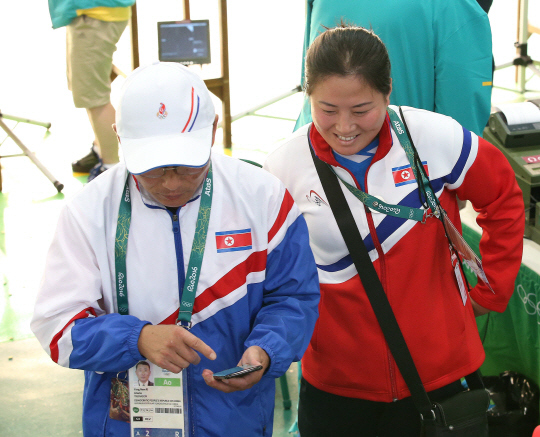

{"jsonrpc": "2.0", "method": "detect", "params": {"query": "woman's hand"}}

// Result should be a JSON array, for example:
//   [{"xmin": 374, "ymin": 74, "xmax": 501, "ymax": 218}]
[{"xmin": 470, "ymin": 297, "xmax": 491, "ymax": 317}]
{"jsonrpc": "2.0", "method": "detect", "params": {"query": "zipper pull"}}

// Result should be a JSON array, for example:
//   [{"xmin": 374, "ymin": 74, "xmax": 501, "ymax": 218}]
[{"xmin": 172, "ymin": 214, "xmax": 180, "ymax": 233}]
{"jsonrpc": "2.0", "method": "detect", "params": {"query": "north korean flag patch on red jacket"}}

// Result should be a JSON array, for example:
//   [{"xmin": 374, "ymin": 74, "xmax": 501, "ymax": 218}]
[
  {"xmin": 392, "ymin": 162, "xmax": 429, "ymax": 187},
  {"xmin": 216, "ymin": 229, "xmax": 252, "ymax": 253}
]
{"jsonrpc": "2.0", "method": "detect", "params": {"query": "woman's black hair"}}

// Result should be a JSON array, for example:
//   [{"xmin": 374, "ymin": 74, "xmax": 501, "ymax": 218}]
[{"xmin": 304, "ymin": 21, "xmax": 392, "ymax": 97}]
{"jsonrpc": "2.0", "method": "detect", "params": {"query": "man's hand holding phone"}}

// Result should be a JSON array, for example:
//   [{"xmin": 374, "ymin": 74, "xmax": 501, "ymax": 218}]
[
  {"xmin": 212, "ymin": 364, "xmax": 263, "ymax": 380},
  {"xmin": 202, "ymin": 345, "xmax": 270, "ymax": 393}
]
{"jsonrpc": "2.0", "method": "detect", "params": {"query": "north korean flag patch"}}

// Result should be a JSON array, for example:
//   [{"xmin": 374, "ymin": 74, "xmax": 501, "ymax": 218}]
[
  {"xmin": 392, "ymin": 162, "xmax": 429, "ymax": 187},
  {"xmin": 216, "ymin": 229, "xmax": 252, "ymax": 253}
]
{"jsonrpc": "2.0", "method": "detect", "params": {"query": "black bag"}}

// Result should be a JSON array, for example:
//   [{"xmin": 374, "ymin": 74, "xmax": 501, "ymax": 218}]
[
  {"xmin": 484, "ymin": 371, "xmax": 540, "ymax": 437},
  {"xmin": 310, "ymin": 107, "xmax": 491, "ymax": 436},
  {"xmin": 422, "ymin": 388, "xmax": 490, "ymax": 436}
]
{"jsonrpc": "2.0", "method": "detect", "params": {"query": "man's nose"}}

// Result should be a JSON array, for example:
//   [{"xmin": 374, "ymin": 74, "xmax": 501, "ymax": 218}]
[{"xmin": 161, "ymin": 171, "xmax": 185, "ymax": 190}]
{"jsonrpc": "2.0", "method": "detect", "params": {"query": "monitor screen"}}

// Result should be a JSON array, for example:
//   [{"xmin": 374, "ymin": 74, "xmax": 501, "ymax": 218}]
[{"xmin": 158, "ymin": 20, "xmax": 211, "ymax": 65}]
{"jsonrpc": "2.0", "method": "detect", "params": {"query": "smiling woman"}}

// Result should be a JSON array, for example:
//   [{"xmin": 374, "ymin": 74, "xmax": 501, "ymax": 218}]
[
  {"xmin": 263, "ymin": 23, "xmax": 525, "ymax": 437},
  {"xmin": 304, "ymin": 24, "xmax": 391, "ymax": 165},
  {"xmin": 309, "ymin": 75, "xmax": 390, "ymax": 156}
]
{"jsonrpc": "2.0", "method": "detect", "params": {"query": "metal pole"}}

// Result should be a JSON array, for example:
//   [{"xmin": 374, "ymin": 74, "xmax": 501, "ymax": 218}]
[
  {"xmin": 1, "ymin": 113, "xmax": 51, "ymax": 129},
  {"xmin": 218, "ymin": 0, "xmax": 232, "ymax": 151},
  {"xmin": 130, "ymin": 3, "xmax": 140, "ymax": 69},
  {"xmin": 183, "ymin": 0, "xmax": 190, "ymax": 20},
  {"xmin": 517, "ymin": 0, "xmax": 529, "ymax": 93},
  {"xmin": 0, "ymin": 118, "xmax": 63, "ymax": 192},
  {"xmin": 217, "ymin": 85, "xmax": 301, "ymax": 128}
]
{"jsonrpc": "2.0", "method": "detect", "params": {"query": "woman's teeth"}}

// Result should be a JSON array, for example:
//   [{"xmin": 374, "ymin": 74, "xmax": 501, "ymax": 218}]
[{"xmin": 337, "ymin": 134, "xmax": 357, "ymax": 141}]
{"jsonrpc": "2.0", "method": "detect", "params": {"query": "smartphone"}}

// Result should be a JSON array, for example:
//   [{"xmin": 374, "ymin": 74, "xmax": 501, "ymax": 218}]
[{"xmin": 212, "ymin": 364, "xmax": 263, "ymax": 380}]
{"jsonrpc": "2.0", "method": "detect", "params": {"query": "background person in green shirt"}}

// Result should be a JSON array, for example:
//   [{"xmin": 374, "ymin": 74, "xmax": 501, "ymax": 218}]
[{"xmin": 295, "ymin": 0, "xmax": 493, "ymax": 138}]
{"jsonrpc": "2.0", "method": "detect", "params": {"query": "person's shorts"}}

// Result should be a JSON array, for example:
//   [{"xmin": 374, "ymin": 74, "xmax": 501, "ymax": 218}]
[{"xmin": 66, "ymin": 15, "xmax": 128, "ymax": 109}]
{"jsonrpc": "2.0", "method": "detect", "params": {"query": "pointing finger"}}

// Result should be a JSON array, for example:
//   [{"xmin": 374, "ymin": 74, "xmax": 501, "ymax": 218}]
[{"xmin": 180, "ymin": 328, "xmax": 217, "ymax": 361}]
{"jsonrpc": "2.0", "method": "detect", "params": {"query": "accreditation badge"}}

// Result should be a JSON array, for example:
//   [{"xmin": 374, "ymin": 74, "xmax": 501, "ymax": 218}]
[
  {"xmin": 441, "ymin": 211, "xmax": 494, "ymax": 295},
  {"xmin": 110, "ymin": 372, "xmax": 130, "ymax": 422},
  {"xmin": 128, "ymin": 360, "xmax": 185, "ymax": 437},
  {"xmin": 450, "ymin": 247, "xmax": 468, "ymax": 306}
]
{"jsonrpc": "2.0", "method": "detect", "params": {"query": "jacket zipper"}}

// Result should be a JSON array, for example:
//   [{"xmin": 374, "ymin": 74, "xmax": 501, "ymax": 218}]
[
  {"xmin": 335, "ymin": 162, "xmax": 399, "ymax": 400},
  {"xmin": 363, "ymin": 169, "xmax": 398, "ymax": 401},
  {"xmin": 364, "ymin": 209, "xmax": 398, "ymax": 400},
  {"xmin": 188, "ymin": 366, "xmax": 196, "ymax": 437},
  {"xmin": 171, "ymin": 211, "xmax": 194, "ymax": 435},
  {"xmin": 171, "ymin": 213, "xmax": 186, "ymax": 300}
]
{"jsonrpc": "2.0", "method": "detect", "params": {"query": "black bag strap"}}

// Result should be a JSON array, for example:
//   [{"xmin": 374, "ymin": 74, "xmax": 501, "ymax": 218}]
[
  {"xmin": 308, "ymin": 145, "xmax": 435, "ymax": 420},
  {"xmin": 309, "ymin": 124, "xmax": 485, "ymax": 419}
]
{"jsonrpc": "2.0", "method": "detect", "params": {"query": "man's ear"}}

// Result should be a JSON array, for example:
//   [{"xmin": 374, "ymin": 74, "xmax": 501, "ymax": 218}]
[{"xmin": 211, "ymin": 114, "xmax": 219, "ymax": 147}]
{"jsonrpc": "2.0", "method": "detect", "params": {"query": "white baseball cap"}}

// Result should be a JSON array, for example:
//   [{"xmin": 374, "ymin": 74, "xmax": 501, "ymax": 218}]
[{"xmin": 115, "ymin": 62, "xmax": 216, "ymax": 174}]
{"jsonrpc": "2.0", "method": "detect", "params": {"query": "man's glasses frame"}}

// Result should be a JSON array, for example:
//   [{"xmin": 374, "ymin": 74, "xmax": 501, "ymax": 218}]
[{"xmin": 137, "ymin": 166, "xmax": 207, "ymax": 179}]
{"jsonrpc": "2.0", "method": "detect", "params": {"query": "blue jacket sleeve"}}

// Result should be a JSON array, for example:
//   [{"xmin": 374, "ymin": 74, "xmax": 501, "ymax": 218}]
[
  {"xmin": 244, "ymin": 214, "xmax": 320, "ymax": 378},
  {"xmin": 69, "ymin": 313, "xmax": 150, "ymax": 372}
]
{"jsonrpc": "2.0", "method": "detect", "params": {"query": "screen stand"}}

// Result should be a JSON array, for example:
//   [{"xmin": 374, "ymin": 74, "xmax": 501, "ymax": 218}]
[
  {"xmin": 494, "ymin": 0, "xmax": 540, "ymax": 94},
  {"xmin": 0, "ymin": 111, "xmax": 63, "ymax": 193}
]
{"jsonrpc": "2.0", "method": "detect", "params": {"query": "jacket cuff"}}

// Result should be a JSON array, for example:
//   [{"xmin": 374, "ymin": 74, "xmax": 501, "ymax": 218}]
[{"xmin": 128, "ymin": 320, "xmax": 152, "ymax": 361}]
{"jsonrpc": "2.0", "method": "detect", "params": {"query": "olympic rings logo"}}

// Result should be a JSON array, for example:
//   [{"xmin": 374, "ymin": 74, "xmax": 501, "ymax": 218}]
[{"xmin": 517, "ymin": 284, "xmax": 540, "ymax": 323}]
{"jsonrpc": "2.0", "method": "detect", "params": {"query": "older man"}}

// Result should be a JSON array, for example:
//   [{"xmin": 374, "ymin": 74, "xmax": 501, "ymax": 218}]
[{"xmin": 31, "ymin": 62, "xmax": 319, "ymax": 437}]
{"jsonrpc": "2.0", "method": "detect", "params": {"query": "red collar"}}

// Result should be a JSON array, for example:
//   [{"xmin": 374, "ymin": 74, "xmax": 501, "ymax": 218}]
[
  {"xmin": 308, "ymin": 112, "xmax": 394, "ymax": 166},
  {"xmin": 132, "ymin": 174, "xmax": 140, "ymax": 190}
]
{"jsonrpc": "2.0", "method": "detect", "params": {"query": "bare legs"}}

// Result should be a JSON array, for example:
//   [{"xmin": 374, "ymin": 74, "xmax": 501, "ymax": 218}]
[{"xmin": 87, "ymin": 102, "xmax": 119, "ymax": 165}]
